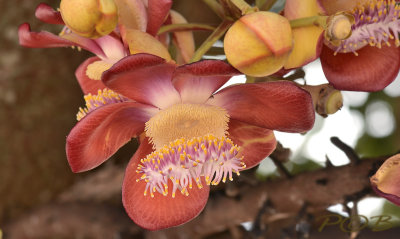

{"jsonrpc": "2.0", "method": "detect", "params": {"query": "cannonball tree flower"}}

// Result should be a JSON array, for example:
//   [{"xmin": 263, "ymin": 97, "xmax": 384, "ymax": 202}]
[
  {"xmin": 371, "ymin": 154, "xmax": 400, "ymax": 206},
  {"xmin": 66, "ymin": 54, "xmax": 315, "ymax": 230},
  {"xmin": 319, "ymin": 0, "xmax": 400, "ymax": 92},
  {"xmin": 285, "ymin": 0, "xmax": 400, "ymax": 92}
]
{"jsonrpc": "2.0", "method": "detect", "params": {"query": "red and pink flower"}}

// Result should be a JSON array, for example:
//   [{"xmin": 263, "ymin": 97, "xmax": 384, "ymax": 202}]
[
  {"xmin": 319, "ymin": 0, "xmax": 400, "ymax": 92},
  {"xmin": 66, "ymin": 53, "xmax": 315, "ymax": 230},
  {"xmin": 285, "ymin": 0, "xmax": 400, "ymax": 92}
]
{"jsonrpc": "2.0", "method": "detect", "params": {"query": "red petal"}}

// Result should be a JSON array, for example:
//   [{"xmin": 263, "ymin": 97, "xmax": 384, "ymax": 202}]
[
  {"xmin": 102, "ymin": 54, "xmax": 181, "ymax": 109},
  {"xmin": 208, "ymin": 81, "xmax": 315, "ymax": 133},
  {"xmin": 66, "ymin": 102, "xmax": 157, "ymax": 172},
  {"xmin": 320, "ymin": 43, "xmax": 400, "ymax": 92},
  {"xmin": 173, "ymin": 60, "xmax": 240, "ymax": 104},
  {"xmin": 146, "ymin": 0, "xmax": 172, "ymax": 36},
  {"xmin": 18, "ymin": 23, "xmax": 75, "ymax": 48},
  {"xmin": 35, "ymin": 3, "xmax": 64, "ymax": 25},
  {"xmin": 228, "ymin": 119, "xmax": 277, "ymax": 169},
  {"xmin": 122, "ymin": 138, "xmax": 210, "ymax": 230},
  {"xmin": 18, "ymin": 23, "xmax": 106, "ymax": 57},
  {"xmin": 371, "ymin": 154, "xmax": 400, "ymax": 206},
  {"xmin": 75, "ymin": 57, "xmax": 108, "ymax": 94}
]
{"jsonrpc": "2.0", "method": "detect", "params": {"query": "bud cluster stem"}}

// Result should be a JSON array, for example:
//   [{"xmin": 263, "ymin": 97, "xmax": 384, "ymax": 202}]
[
  {"xmin": 230, "ymin": 0, "xmax": 257, "ymax": 15},
  {"xmin": 158, "ymin": 23, "xmax": 216, "ymax": 35},
  {"xmin": 290, "ymin": 15, "xmax": 328, "ymax": 29},
  {"xmin": 190, "ymin": 20, "xmax": 233, "ymax": 63},
  {"xmin": 202, "ymin": 0, "xmax": 225, "ymax": 19}
]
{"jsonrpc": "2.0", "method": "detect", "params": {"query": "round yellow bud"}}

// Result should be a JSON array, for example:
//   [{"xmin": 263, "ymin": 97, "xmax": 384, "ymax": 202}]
[
  {"xmin": 224, "ymin": 12, "xmax": 293, "ymax": 77},
  {"xmin": 60, "ymin": 0, "xmax": 118, "ymax": 38}
]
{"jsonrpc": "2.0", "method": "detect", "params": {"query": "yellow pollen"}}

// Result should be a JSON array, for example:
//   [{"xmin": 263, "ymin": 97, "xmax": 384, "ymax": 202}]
[
  {"xmin": 76, "ymin": 88, "xmax": 124, "ymax": 121},
  {"xmin": 145, "ymin": 103, "xmax": 230, "ymax": 149},
  {"xmin": 85, "ymin": 60, "xmax": 113, "ymax": 81}
]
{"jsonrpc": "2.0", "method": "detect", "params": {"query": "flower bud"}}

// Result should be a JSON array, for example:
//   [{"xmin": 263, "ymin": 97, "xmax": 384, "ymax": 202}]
[
  {"xmin": 371, "ymin": 154, "xmax": 400, "ymax": 206},
  {"xmin": 301, "ymin": 84, "xmax": 343, "ymax": 117},
  {"xmin": 60, "ymin": 0, "xmax": 118, "ymax": 38},
  {"xmin": 224, "ymin": 12, "xmax": 293, "ymax": 77}
]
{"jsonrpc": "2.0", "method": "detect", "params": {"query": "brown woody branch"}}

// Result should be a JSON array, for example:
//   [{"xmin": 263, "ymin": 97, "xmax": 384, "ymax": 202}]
[
  {"xmin": 146, "ymin": 155, "xmax": 386, "ymax": 238},
  {"xmin": 4, "ymin": 152, "xmax": 387, "ymax": 239}
]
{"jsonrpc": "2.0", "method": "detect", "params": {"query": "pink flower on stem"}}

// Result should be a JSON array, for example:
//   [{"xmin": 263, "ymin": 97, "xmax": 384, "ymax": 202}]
[
  {"xmin": 285, "ymin": 0, "xmax": 400, "ymax": 92},
  {"xmin": 319, "ymin": 0, "xmax": 400, "ymax": 92},
  {"xmin": 66, "ymin": 53, "xmax": 315, "ymax": 230}
]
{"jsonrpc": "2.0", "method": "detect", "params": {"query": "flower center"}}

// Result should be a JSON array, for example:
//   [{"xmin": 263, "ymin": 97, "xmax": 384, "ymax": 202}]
[
  {"xmin": 145, "ymin": 103, "xmax": 230, "ymax": 149},
  {"xmin": 326, "ymin": 0, "xmax": 400, "ymax": 55},
  {"xmin": 76, "ymin": 88, "xmax": 128, "ymax": 121},
  {"xmin": 136, "ymin": 135, "xmax": 246, "ymax": 198}
]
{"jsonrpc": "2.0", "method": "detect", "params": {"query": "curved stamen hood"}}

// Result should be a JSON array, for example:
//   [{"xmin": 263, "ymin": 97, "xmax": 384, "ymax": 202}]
[
  {"xmin": 136, "ymin": 135, "xmax": 245, "ymax": 198},
  {"xmin": 327, "ymin": 0, "xmax": 400, "ymax": 55}
]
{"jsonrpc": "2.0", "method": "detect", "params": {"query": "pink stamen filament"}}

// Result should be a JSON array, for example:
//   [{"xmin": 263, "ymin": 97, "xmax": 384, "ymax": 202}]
[{"xmin": 136, "ymin": 135, "xmax": 246, "ymax": 198}]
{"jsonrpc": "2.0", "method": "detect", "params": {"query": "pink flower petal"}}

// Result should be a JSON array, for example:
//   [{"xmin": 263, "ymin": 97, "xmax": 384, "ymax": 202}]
[
  {"xmin": 320, "ymin": 43, "xmax": 400, "ymax": 92},
  {"xmin": 208, "ymin": 81, "xmax": 315, "ymax": 133},
  {"xmin": 75, "ymin": 57, "xmax": 108, "ymax": 94},
  {"xmin": 60, "ymin": 32, "xmax": 106, "ymax": 57},
  {"xmin": 66, "ymin": 102, "xmax": 158, "ymax": 173},
  {"xmin": 173, "ymin": 60, "xmax": 240, "ymax": 104},
  {"xmin": 146, "ymin": 0, "xmax": 172, "ymax": 36},
  {"xmin": 102, "ymin": 54, "xmax": 181, "ymax": 109},
  {"xmin": 228, "ymin": 119, "xmax": 277, "ymax": 169},
  {"xmin": 94, "ymin": 35, "xmax": 127, "ymax": 61},
  {"xmin": 18, "ymin": 23, "xmax": 106, "ymax": 57},
  {"xmin": 371, "ymin": 154, "xmax": 400, "ymax": 206},
  {"xmin": 18, "ymin": 23, "xmax": 75, "ymax": 48},
  {"xmin": 35, "ymin": 3, "xmax": 64, "ymax": 25},
  {"xmin": 122, "ymin": 138, "xmax": 210, "ymax": 230}
]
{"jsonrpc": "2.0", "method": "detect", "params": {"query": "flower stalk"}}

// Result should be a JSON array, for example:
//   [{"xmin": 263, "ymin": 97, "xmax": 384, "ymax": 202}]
[
  {"xmin": 301, "ymin": 84, "xmax": 343, "ymax": 117},
  {"xmin": 202, "ymin": 0, "xmax": 225, "ymax": 19},
  {"xmin": 289, "ymin": 15, "xmax": 328, "ymax": 29},
  {"xmin": 158, "ymin": 23, "xmax": 215, "ymax": 35},
  {"xmin": 229, "ymin": 0, "xmax": 258, "ymax": 15},
  {"xmin": 190, "ymin": 20, "xmax": 233, "ymax": 62}
]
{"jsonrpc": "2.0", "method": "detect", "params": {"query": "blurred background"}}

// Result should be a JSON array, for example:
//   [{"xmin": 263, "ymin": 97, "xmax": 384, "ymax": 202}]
[{"xmin": 1, "ymin": 0, "xmax": 400, "ymax": 238}]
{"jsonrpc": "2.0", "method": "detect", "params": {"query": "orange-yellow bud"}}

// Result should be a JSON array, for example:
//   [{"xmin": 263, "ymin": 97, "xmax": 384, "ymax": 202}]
[
  {"xmin": 224, "ymin": 12, "xmax": 293, "ymax": 77},
  {"xmin": 60, "ymin": 0, "xmax": 118, "ymax": 38}
]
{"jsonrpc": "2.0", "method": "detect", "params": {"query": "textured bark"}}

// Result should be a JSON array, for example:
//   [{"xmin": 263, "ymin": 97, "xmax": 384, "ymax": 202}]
[
  {"xmin": 3, "ymin": 154, "xmax": 387, "ymax": 238},
  {"xmin": 145, "ymin": 156, "xmax": 385, "ymax": 238}
]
